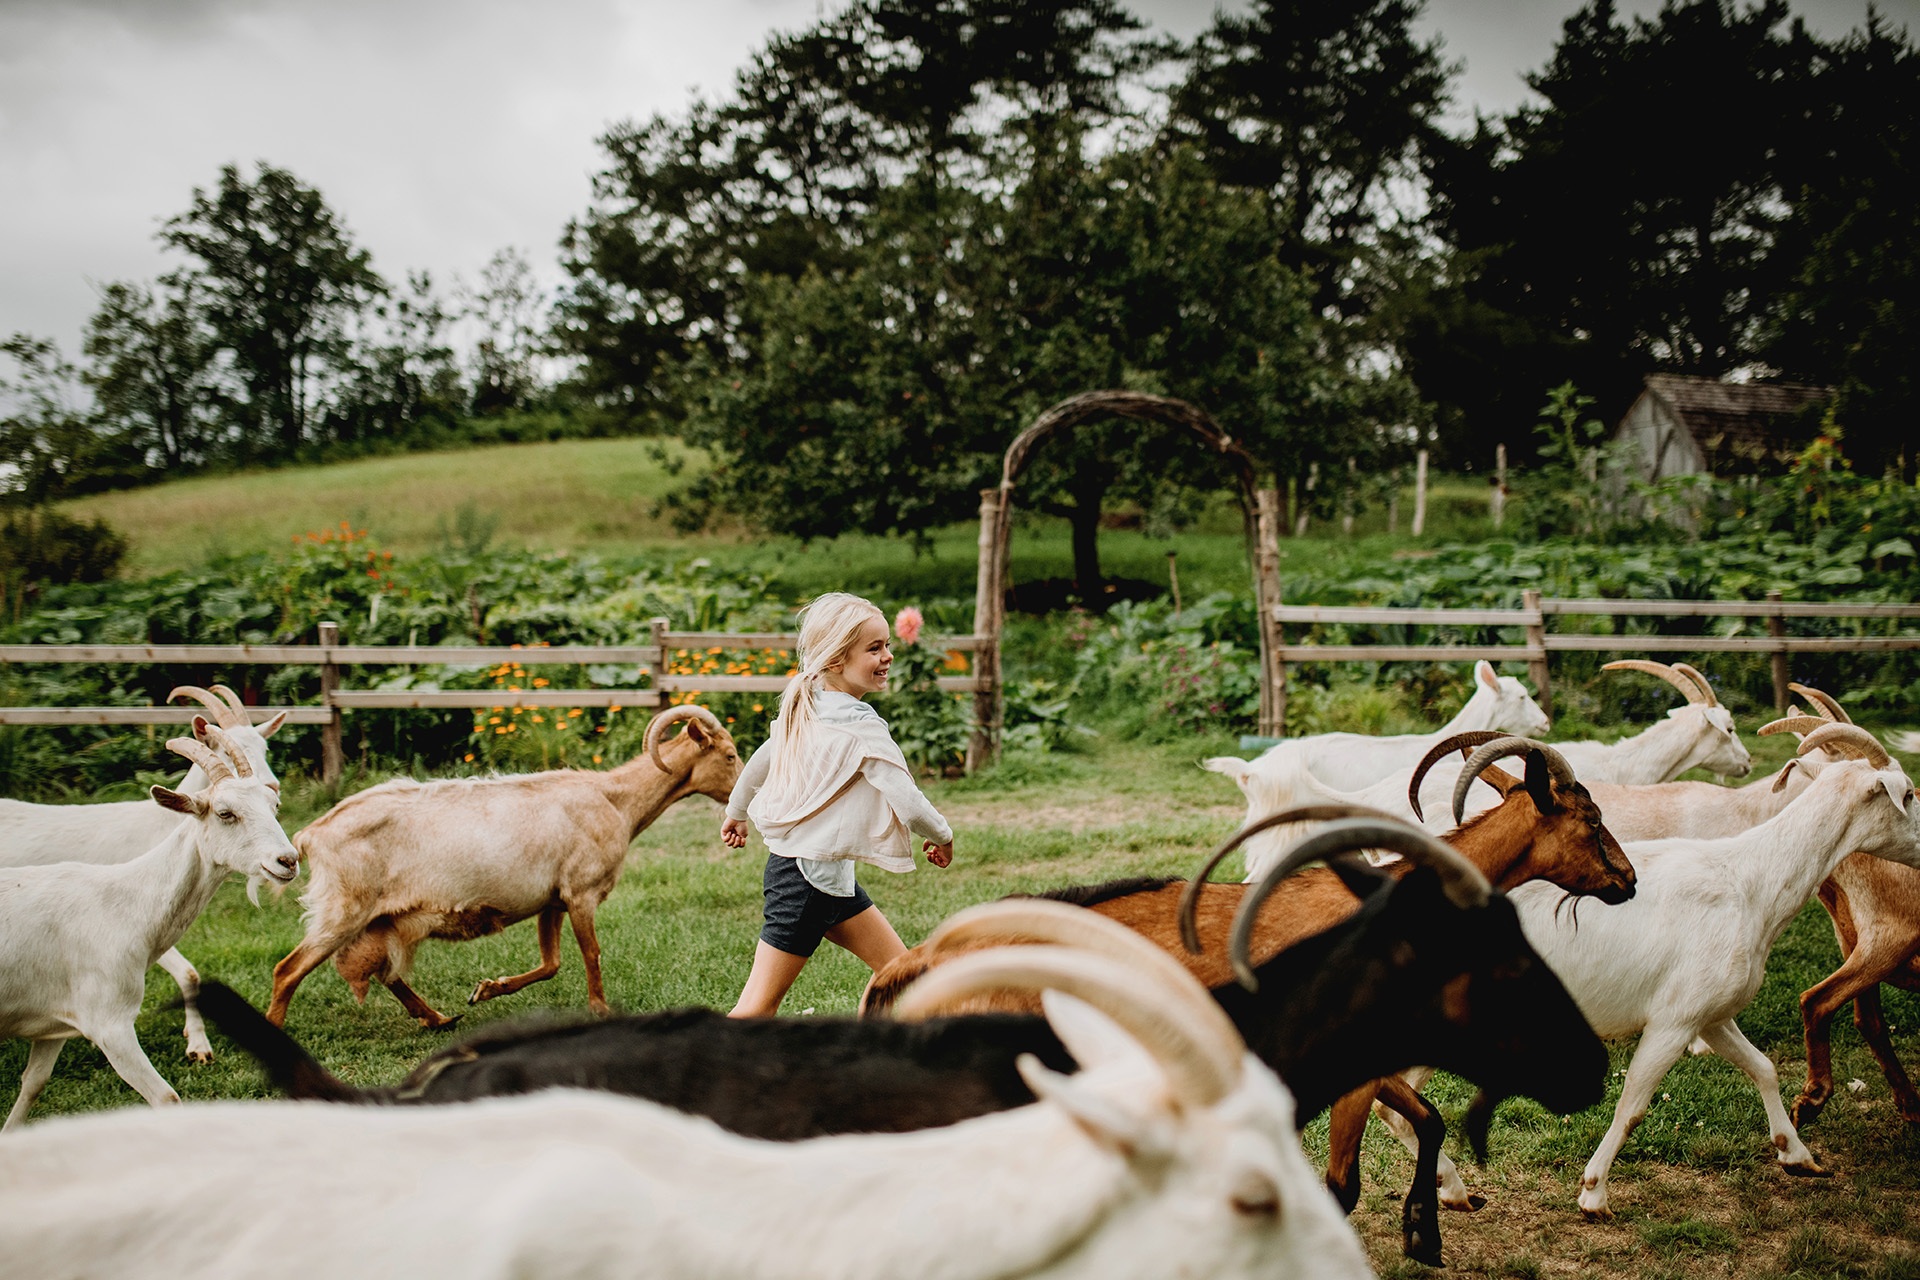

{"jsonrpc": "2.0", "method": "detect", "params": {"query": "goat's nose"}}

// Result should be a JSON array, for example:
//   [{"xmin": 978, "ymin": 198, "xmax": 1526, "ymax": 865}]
[{"xmin": 277, "ymin": 853, "xmax": 299, "ymax": 872}]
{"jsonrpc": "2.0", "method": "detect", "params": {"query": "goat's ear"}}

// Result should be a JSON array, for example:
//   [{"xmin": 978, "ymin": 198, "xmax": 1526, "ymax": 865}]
[
  {"xmin": 1885, "ymin": 774, "xmax": 1913, "ymax": 814},
  {"xmin": 1475, "ymin": 762, "xmax": 1521, "ymax": 798},
  {"xmin": 1524, "ymin": 749, "xmax": 1557, "ymax": 814},
  {"xmin": 1771, "ymin": 759, "xmax": 1798, "ymax": 793},
  {"xmin": 1041, "ymin": 989, "xmax": 1146, "ymax": 1073},
  {"xmin": 257, "ymin": 710, "xmax": 288, "ymax": 737},
  {"xmin": 152, "ymin": 785, "xmax": 206, "ymax": 816},
  {"xmin": 1476, "ymin": 660, "xmax": 1499, "ymax": 692},
  {"xmin": 682, "ymin": 717, "xmax": 712, "ymax": 746},
  {"xmin": 191, "ymin": 714, "xmax": 213, "ymax": 743},
  {"xmin": 1017, "ymin": 1045, "xmax": 1166, "ymax": 1160},
  {"xmin": 1328, "ymin": 853, "xmax": 1393, "ymax": 899}
]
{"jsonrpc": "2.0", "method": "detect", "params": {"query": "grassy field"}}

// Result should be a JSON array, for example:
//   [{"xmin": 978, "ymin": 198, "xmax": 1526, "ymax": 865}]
[
  {"xmin": 4, "ymin": 728, "xmax": 1919, "ymax": 1279},
  {"xmin": 56, "ymin": 435, "xmax": 1508, "ymax": 599}
]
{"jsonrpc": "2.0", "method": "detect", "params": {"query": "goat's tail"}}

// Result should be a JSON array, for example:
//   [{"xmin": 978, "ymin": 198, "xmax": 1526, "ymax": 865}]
[{"xmin": 193, "ymin": 981, "xmax": 370, "ymax": 1103}]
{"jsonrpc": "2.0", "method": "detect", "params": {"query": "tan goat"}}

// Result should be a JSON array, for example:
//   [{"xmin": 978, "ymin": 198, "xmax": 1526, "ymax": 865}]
[{"xmin": 267, "ymin": 707, "xmax": 740, "ymax": 1028}]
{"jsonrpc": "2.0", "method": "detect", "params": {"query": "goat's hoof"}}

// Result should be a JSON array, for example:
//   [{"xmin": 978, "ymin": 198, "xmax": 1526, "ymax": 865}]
[
  {"xmin": 1782, "ymin": 1159, "xmax": 1831, "ymax": 1178},
  {"xmin": 1581, "ymin": 1206, "xmax": 1613, "ymax": 1222},
  {"xmin": 469, "ymin": 981, "xmax": 496, "ymax": 1005},
  {"xmin": 1790, "ymin": 1096, "xmax": 1826, "ymax": 1128},
  {"xmin": 1449, "ymin": 1194, "xmax": 1488, "ymax": 1212},
  {"xmin": 421, "ymin": 1013, "xmax": 464, "ymax": 1032},
  {"xmin": 185, "ymin": 1048, "xmax": 214, "ymax": 1065},
  {"xmin": 1403, "ymin": 1234, "xmax": 1443, "ymax": 1267}
]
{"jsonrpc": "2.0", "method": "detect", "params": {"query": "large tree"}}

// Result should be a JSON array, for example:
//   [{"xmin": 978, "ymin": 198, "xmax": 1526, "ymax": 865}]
[
  {"xmin": 161, "ymin": 163, "xmax": 384, "ymax": 457},
  {"xmin": 81, "ymin": 275, "xmax": 220, "ymax": 472}
]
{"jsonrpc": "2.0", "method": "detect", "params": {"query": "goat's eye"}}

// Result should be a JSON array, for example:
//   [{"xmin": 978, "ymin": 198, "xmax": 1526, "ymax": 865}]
[{"xmin": 216, "ymin": 810, "xmax": 237, "ymax": 823}]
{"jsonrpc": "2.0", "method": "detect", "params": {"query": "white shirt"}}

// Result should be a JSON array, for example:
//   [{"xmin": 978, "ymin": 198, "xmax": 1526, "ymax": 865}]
[{"xmin": 726, "ymin": 691, "xmax": 953, "ymax": 896}]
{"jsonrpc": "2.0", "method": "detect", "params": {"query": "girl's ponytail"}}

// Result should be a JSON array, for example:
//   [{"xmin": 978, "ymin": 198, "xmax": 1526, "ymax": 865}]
[{"xmin": 765, "ymin": 592, "xmax": 885, "ymax": 792}]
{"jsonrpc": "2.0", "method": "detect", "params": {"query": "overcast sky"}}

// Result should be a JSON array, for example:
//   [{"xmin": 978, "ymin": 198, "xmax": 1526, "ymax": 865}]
[{"xmin": 2, "ymin": 0, "xmax": 1911, "ymax": 354}]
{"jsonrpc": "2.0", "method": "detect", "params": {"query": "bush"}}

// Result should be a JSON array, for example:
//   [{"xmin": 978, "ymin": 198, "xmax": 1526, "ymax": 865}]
[{"xmin": 0, "ymin": 507, "xmax": 128, "ymax": 620}]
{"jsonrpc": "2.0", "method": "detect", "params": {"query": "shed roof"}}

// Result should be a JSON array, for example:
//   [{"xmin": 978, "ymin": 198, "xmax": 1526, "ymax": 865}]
[{"xmin": 1639, "ymin": 373, "xmax": 1830, "ymax": 463}]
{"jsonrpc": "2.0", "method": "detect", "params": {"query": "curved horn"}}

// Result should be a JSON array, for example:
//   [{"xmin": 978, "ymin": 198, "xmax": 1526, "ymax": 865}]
[
  {"xmin": 645, "ymin": 705, "xmax": 724, "ymax": 771},
  {"xmin": 210, "ymin": 684, "xmax": 254, "ymax": 725},
  {"xmin": 1451, "ymin": 736, "xmax": 1578, "ymax": 825},
  {"xmin": 1602, "ymin": 659, "xmax": 1705, "ymax": 705},
  {"xmin": 199, "ymin": 723, "xmax": 253, "ymax": 777},
  {"xmin": 1229, "ymin": 819, "xmax": 1491, "ymax": 991},
  {"xmin": 1669, "ymin": 662, "xmax": 1719, "ymax": 708},
  {"xmin": 1759, "ymin": 715, "xmax": 1830, "ymax": 739},
  {"xmin": 165, "ymin": 735, "xmax": 231, "ymax": 786},
  {"xmin": 169, "ymin": 685, "xmax": 244, "ymax": 728},
  {"xmin": 1177, "ymin": 804, "xmax": 1404, "ymax": 954},
  {"xmin": 1789, "ymin": 683, "xmax": 1852, "ymax": 724},
  {"xmin": 1798, "ymin": 723, "xmax": 1891, "ymax": 769},
  {"xmin": 920, "ymin": 898, "xmax": 1244, "ymax": 1054},
  {"xmin": 1407, "ymin": 732, "xmax": 1511, "ymax": 820},
  {"xmin": 893, "ymin": 944, "xmax": 1240, "ymax": 1108}
]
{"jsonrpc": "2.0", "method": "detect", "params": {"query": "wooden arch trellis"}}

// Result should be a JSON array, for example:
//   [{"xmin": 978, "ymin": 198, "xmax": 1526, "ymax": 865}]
[{"xmin": 968, "ymin": 390, "xmax": 1286, "ymax": 768}]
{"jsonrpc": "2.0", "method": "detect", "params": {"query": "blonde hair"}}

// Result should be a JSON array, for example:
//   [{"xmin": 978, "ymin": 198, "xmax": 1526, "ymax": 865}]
[{"xmin": 766, "ymin": 592, "xmax": 886, "ymax": 790}]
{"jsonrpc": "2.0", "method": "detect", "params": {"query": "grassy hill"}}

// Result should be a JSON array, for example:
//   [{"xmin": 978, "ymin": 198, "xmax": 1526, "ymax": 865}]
[{"xmin": 57, "ymin": 436, "xmax": 1503, "ymax": 602}]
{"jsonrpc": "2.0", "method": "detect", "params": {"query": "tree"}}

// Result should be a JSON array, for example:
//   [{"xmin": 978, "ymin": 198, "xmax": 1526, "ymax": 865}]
[
  {"xmin": 0, "ymin": 335, "xmax": 123, "ymax": 503},
  {"xmin": 82, "ymin": 275, "xmax": 220, "ymax": 472},
  {"xmin": 1418, "ymin": 0, "xmax": 1819, "ymax": 455},
  {"xmin": 459, "ymin": 248, "xmax": 549, "ymax": 415},
  {"xmin": 1764, "ymin": 13, "xmax": 1920, "ymax": 474},
  {"xmin": 161, "ymin": 163, "xmax": 384, "ymax": 458}
]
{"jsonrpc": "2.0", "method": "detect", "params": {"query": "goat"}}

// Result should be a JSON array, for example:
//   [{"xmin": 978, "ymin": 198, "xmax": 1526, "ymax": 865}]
[
  {"xmin": 0, "ymin": 908, "xmax": 1376, "ymax": 1280},
  {"xmin": 267, "ymin": 705, "xmax": 740, "ymax": 1029},
  {"xmin": 1502, "ymin": 723, "xmax": 1920, "ymax": 1215},
  {"xmin": 1752, "ymin": 689, "xmax": 1920, "ymax": 1130},
  {"xmin": 1255, "ymin": 659, "xmax": 1550, "ymax": 792},
  {"xmin": 1546, "ymin": 659, "xmax": 1752, "ymax": 784},
  {"xmin": 1574, "ymin": 684, "xmax": 1848, "ymax": 843},
  {"xmin": 0, "ymin": 685, "xmax": 285, "ymax": 1063},
  {"xmin": 0, "ymin": 726, "xmax": 296, "ymax": 1129}
]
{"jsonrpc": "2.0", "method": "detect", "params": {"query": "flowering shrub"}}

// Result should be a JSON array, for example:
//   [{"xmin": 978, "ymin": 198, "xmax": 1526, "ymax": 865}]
[{"xmin": 880, "ymin": 616, "xmax": 971, "ymax": 772}]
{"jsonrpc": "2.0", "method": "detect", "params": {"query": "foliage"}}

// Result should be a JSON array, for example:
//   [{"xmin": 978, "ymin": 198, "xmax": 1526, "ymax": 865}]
[
  {"xmin": 1511, "ymin": 382, "xmax": 1646, "ymax": 540},
  {"xmin": 0, "ymin": 507, "xmax": 128, "ymax": 621},
  {"xmin": 1064, "ymin": 594, "xmax": 1263, "ymax": 740}
]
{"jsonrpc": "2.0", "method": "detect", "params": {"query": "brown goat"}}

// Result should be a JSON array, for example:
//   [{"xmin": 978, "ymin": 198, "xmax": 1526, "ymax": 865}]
[{"xmin": 267, "ymin": 707, "xmax": 740, "ymax": 1029}]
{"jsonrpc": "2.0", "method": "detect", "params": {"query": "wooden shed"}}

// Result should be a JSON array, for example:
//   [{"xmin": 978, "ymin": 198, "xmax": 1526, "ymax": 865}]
[{"xmin": 1613, "ymin": 373, "xmax": 1830, "ymax": 482}]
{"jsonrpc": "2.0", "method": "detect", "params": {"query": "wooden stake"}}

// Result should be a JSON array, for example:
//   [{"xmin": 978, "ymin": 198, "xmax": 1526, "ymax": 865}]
[
  {"xmin": 1412, "ymin": 449, "xmax": 1429, "ymax": 536},
  {"xmin": 318, "ymin": 620, "xmax": 344, "ymax": 791}
]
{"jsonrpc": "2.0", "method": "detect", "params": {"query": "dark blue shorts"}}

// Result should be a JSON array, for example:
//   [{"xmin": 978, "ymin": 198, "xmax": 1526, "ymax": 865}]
[{"xmin": 760, "ymin": 854, "xmax": 876, "ymax": 958}]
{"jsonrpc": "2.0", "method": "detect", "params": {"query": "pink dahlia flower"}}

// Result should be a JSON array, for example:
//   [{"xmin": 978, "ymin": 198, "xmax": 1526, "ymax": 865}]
[{"xmin": 893, "ymin": 605, "xmax": 925, "ymax": 645}]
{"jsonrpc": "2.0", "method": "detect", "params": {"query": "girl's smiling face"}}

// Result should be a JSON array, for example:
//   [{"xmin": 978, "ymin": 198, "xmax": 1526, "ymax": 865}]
[{"xmin": 824, "ymin": 612, "xmax": 892, "ymax": 697}]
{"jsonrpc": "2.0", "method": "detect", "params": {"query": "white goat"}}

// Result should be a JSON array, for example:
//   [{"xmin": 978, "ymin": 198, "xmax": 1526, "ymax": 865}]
[
  {"xmin": 1546, "ymin": 660, "xmax": 1751, "ymax": 784},
  {"xmin": 0, "ymin": 906, "xmax": 1373, "ymax": 1280},
  {"xmin": 0, "ymin": 686, "xmax": 285, "ymax": 1063},
  {"xmin": 267, "ymin": 706, "xmax": 741, "ymax": 1028},
  {"xmin": 1282, "ymin": 660, "xmax": 1550, "ymax": 791},
  {"xmin": 0, "ymin": 725, "xmax": 297, "ymax": 1129},
  {"xmin": 1505, "ymin": 724, "xmax": 1920, "ymax": 1216}
]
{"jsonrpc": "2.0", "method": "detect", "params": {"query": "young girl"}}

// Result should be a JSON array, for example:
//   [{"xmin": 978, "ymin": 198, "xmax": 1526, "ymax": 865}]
[{"xmin": 720, "ymin": 592, "xmax": 954, "ymax": 1016}]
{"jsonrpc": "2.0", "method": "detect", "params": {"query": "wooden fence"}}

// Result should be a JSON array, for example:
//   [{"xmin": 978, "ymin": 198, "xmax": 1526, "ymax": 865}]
[
  {"xmin": 1, "ymin": 619, "xmax": 989, "ymax": 786},
  {"xmin": 1273, "ymin": 588, "xmax": 1920, "ymax": 731}
]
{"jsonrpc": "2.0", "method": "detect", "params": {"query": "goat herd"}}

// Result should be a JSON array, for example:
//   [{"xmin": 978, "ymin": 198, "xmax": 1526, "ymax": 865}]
[{"xmin": 1, "ymin": 661, "xmax": 1917, "ymax": 1277}]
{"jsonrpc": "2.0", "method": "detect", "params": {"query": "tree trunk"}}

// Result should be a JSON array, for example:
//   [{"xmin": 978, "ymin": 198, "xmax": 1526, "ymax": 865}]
[{"xmin": 1070, "ymin": 498, "xmax": 1104, "ymax": 606}]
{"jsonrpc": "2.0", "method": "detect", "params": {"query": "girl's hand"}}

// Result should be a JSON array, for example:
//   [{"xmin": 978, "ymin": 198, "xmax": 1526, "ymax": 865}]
[
  {"xmin": 721, "ymin": 818, "xmax": 749, "ymax": 849},
  {"xmin": 924, "ymin": 840, "xmax": 953, "ymax": 869}
]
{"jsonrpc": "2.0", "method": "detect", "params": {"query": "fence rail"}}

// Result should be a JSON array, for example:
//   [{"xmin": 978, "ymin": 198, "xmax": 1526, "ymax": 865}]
[
  {"xmin": 1272, "ymin": 589, "xmax": 1920, "ymax": 730},
  {"xmin": 1, "ymin": 620, "xmax": 990, "ymax": 784}
]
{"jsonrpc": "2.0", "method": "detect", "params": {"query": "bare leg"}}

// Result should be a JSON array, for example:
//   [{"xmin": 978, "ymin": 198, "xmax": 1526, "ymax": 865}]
[
  {"xmin": 730, "ymin": 942, "xmax": 811, "ymax": 1018},
  {"xmin": 567, "ymin": 899, "xmax": 609, "ymax": 1015},
  {"xmin": 1698, "ymin": 1018, "xmax": 1824, "ymax": 1175},
  {"xmin": 383, "ymin": 977, "xmax": 462, "ymax": 1030},
  {"xmin": 3, "ymin": 1039, "xmax": 67, "ymax": 1130},
  {"xmin": 154, "ymin": 948, "xmax": 213, "ymax": 1063},
  {"xmin": 1852, "ymin": 985, "xmax": 1920, "ymax": 1123},
  {"xmin": 823, "ymin": 906, "xmax": 907, "ymax": 972},
  {"xmin": 267, "ymin": 923, "xmax": 362, "ymax": 1026},
  {"xmin": 1580, "ymin": 1023, "xmax": 1695, "ymax": 1217},
  {"xmin": 1794, "ymin": 945, "xmax": 1891, "ymax": 1126},
  {"xmin": 88, "ymin": 1023, "xmax": 182, "ymax": 1109},
  {"xmin": 1367, "ymin": 1066, "xmax": 1475, "ymax": 1209},
  {"xmin": 472, "ymin": 905, "xmax": 567, "ymax": 1005}
]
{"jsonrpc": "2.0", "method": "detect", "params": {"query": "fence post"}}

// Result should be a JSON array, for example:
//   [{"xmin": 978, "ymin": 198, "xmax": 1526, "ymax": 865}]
[
  {"xmin": 1766, "ymin": 589, "xmax": 1790, "ymax": 713},
  {"xmin": 968, "ymin": 487, "xmax": 1003, "ymax": 772},
  {"xmin": 1256, "ymin": 487, "xmax": 1287, "ymax": 737},
  {"xmin": 1411, "ymin": 449, "xmax": 1429, "ymax": 536},
  {"xmin": 1521, "ymin": 589, "xmax": 1552, "ymax": 718},
  {"xmin": 649, "ymin": 617, "xmax": 670, "ymax": 712},
  {"xmin": 317, "ymin": 620, "xmax": 344, "ymax": 791}
]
